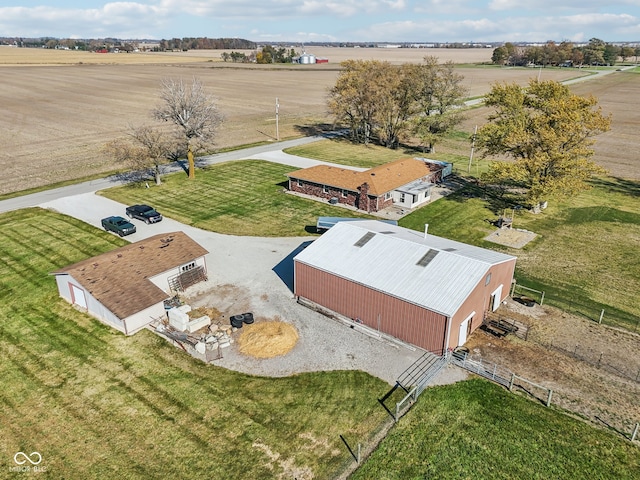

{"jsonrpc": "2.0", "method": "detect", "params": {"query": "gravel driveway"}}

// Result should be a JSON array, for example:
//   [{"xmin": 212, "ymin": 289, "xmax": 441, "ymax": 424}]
[{"xmin": 40, "ymin": 192, "xmax": 467, "ymax": 386}]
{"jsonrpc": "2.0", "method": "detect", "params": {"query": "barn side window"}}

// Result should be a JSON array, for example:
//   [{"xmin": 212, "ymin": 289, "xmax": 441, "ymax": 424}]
[{"xmin": 485, "ymin": 273, "xmax": 492, "ymax": 285}]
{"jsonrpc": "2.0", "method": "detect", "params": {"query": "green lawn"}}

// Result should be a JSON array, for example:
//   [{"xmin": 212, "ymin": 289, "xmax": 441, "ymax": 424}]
[
  {"xmin": 352, "ymin": 379, "xmax": 640, "ymax": 480},
  {"xmin": 284, "ymin": 136, "xmax": 475, "ymax": 172},
  {"xmin": 399, "ymin": 178, "xmax": 640, "ymax": 331},
  {"xmin": 0, "ymin": 209, "xmax": 391, "ymax": 479},
  {"xmin": 99, "ymin": 160, "xmax": 373, "ymax": 236}
]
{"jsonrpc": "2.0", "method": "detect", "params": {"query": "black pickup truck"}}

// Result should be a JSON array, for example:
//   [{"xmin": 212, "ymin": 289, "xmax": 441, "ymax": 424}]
[
  {"xmin": 125, "ymin": 204, "xmax": 163, "ymax": 224},
  {"xmin": 101, "ymin": 216, "xmax": 136, "ymax": 237}
]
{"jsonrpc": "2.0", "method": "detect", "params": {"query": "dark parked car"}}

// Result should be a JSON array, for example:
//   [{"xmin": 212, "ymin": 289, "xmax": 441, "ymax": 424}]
[
  {"xmin": 101, "ymin": 216, "xmax": 136, "ymax": 237},
  {"xmin": 125, "ymin": 204, "xmax": 163, "ymax": 224}
]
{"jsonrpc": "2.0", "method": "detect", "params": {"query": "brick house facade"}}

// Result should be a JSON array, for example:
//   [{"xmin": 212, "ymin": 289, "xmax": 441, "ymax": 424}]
[{"xmin": 287, "ymin": 158, "xmax": 451, "ymax": 213}]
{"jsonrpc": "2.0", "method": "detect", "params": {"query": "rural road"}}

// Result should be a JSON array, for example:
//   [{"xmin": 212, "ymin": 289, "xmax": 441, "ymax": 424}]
[{"xmin": 0, "ymin": 135, "xmax": 328, "ymax": 214}]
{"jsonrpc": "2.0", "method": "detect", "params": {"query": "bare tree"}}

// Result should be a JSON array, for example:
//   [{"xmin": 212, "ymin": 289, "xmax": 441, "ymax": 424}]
[
  {"xmin": 153, "ymin": 77, "xmax": 223, "ymax": 179},
  {"xmin": 105, "ymin": 125, "xmax": 183, "ymax": 185}
]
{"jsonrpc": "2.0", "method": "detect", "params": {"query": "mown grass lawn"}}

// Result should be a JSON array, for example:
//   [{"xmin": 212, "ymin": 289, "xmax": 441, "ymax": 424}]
[
  {"xmin": 284, "ymin": 136, "xmax": 474, "ymax": 172},
  {"xmin": 351, "ymin": 379, "xmax": 640, "ymax": 480},
  {"xmin": 99, "ymin": 160, "xmax": 373, "ymax": 236},
  {"xmin": 400, "ymin": 178, "xmax": 640, "ymax": 331},
  {"xmin": 0, "ymin": 209, "xmax": 391, "ymax": 479}
]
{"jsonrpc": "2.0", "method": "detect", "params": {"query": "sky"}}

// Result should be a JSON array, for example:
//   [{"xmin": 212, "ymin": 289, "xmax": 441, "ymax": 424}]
[{"xmin": 1, "ymin": 1, "xmax": 639, "ymax": 43}]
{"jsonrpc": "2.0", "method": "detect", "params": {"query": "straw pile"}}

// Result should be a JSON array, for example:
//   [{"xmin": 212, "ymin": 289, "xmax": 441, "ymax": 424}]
[{"xmin": 237, "ymin": 321, "xmax": 299, "ymax": 358}]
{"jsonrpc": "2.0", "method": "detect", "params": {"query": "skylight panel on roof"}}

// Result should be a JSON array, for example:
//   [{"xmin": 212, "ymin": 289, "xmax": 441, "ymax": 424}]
[
  {"xmin": 354, "ymin": 232, "xmax": 376, "ymax": 247},
  {"xmin": 416, "ymin": 249, "xmax": 439, "ymax": 267}
]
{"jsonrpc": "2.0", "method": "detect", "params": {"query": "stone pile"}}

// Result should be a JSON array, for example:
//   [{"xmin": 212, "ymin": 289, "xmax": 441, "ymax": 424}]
[{"xmin": 194, "ymin": 323, "xmax": 239, "ymax": 354}]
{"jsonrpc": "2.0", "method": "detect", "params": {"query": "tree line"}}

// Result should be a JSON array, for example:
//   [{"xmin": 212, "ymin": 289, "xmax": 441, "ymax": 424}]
[
  {"xmin": 3, "ymin": 37, "xmax": 256, "ymax": 52},
  {"xmin": 492, "ymin": 38, "xmax": 640, "ymax": 67},
  {"xmin": 328, "ymin": 58, "xmax": 467, "ymax": 151}
]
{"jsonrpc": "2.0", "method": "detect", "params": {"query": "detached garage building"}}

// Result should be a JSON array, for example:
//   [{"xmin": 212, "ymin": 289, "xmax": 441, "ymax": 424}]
[
  {"xmin": 52, "ymin": 232, "xmax": 208, "ymax": 335},
  {"xmin": 293, "ymin": 221, "xmax": 516, "ymax": 354}
]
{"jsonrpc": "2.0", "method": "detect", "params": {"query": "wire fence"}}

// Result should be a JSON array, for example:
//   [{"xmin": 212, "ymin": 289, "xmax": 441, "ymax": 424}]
[
  {"xmin": 538, "ymin": 340, "xmax": 640, "ymax": 383},
  {"xmin": 451, "ymin": 350, "xmax": 640, "ymax": 443},
  {"xmin": 331, "ymin": 415, "xmax": 395, "ymax": 480}
]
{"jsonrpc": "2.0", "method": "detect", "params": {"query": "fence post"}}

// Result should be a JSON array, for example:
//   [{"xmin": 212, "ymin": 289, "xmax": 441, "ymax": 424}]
[
  {"xmin": 540, "ymin": 291, "xmax": 545, "ymax": 305},
  {"xmin": 598, "ymin": 309, "xmax": 604, "ymax": 324},
  {"xmin": 358, "ymin": 443, "xmax": 361, "ymax": 464},
  {"xmin": 598, "ymin": 352, "xmax": 603, "ymax": 368},
  {"xmin": 632, "ymin": 423, "xmax": 639, "ymax": 442},
  {"xmin": 509, "ymin": 373, "xmax": 515, "ymax": 392},
  {"xmin": 546, "ymin": 389, "xmax": 553, "ymax": 407}
]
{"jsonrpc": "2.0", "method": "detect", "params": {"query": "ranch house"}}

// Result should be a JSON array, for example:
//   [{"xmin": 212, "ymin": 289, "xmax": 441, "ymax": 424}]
[
  {"xmin": 287, "ymin": 157, "xmax": 452, "ymax": 213},
  {"xmin": 52, "ymin": 232, "xmax": 208, "ymax": 335},
  {"xmin": 293, "ymin": 220, "xmax": 516, "ymax": 354}
]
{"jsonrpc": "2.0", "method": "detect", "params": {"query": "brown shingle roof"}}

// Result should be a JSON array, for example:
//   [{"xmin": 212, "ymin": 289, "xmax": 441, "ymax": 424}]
[
  {"xmin": 52, "ymin": 232, "xmax": 208, "ymax": 319},
  {"xmin": 287, "ymin": 158, "xmax": 443, "ymax": 196}
]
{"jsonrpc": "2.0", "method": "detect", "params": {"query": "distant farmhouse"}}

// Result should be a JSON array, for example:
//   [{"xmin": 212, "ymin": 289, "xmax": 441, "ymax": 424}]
[
  {"xmin": 52, "ymin": 232, "xmax": 208, "ymax": 335},
  {"xmin": 287, "ymin": 157, "xmax": 452, "ymax": 212}
]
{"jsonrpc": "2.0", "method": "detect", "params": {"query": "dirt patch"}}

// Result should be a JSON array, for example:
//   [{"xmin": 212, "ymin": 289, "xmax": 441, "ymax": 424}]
[
  {"xmin": 466, "ymin": 299, "xmax": 640, "ymax": 437},
  {"xmin": 484, "ymin": 228, "xmax": 537, "ymax": 248},
  {"xmin": 238, "ymin": 320, "xmax": 299, "ymax": 359}
]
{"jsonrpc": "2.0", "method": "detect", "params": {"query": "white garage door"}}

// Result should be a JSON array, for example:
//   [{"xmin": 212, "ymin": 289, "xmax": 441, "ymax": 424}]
[
  {"xmin": 70, "ymin": 284, "xmax": 87, "ymax": 309},
  {"xmin": 458, "ymin": 311, "xmax": 475, "ymax": 346}
]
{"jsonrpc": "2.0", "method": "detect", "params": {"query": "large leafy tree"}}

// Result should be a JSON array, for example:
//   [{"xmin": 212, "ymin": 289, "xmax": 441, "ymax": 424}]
[
  {"xmin": 375, "ymin": 63, "xmax": 418, "ymax": 148},
  {"xmin": 477, "ymin": 79, "xmax": 611, "ymax": 207},
  {"xmin": 412, "ymin": 57, "xmax": 467, "ymax": 153},
  {"xmin": 328, "ymin": 60, "xmax": 382, "ymax": 145},
  {"xmin": 328, "ymin": 58, "xmax": 467, "ymax": 150},
  {"xmin": 154, "ymin": 77, "xmax": 223, "ymax": 179}
]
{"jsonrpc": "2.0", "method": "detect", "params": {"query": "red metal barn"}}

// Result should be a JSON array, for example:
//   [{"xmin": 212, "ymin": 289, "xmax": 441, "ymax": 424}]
[{"xmin": 293, "ymin": 221, "xmax": 516, "ymax": 354}]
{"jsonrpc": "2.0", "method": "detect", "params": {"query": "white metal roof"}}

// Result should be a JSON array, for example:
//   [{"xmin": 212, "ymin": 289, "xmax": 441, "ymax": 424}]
[{"xmin": 294, "ymin": 220, "xmax": 516, "ymax": 317}]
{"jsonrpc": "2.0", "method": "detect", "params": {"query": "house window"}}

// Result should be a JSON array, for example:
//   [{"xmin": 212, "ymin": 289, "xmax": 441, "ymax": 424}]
[
  {"xmin": 341, "ymin": 189, "xmax": 347, "ymax": 198},
  {"xmin": 384, "ymin": 192, "xmax": 392, "ymax": 200},
  {"xmin": 485, "ymin": 273, "xmax": 492, "ymax": 285},
  {"xmin": 296, "ymin": 179, "xmax": 301, "ymax": 187},
  {"xmin": 323, "ymin": 185, "xmax": 329, "ymax": 194},
  {"xmin": 400, "ymin": 193, "xmax": 406, "ymax": 203},
  {"xmin": 181, "ymin": 261, "xmax": 196, "ymax": 272}
]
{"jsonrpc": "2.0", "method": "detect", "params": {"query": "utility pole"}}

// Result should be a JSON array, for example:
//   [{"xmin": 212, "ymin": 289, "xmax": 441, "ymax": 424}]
[
  {"xmin": 275, "ymin": 97, "xmax": 280, "ymax": 141},
  {"xmin": 468, "ymin": 125, "xmax": 477, "ymax": 173}
]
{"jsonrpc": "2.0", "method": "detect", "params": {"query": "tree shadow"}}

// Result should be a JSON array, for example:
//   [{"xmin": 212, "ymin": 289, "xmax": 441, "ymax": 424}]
[
  {"xmin": 294, "ymin": 123, "xmax": 341, "ymax": 137},
  {"xmin": 442, "ymin": 179, "xmax": 525, "ymax": 216},
  {"xmin": 110, "ymin": 169, "xmax": 153, "ymax": 184},
  {"xmin": 589, "ymin": 176, "xmax": 640, "ymax": 197}
]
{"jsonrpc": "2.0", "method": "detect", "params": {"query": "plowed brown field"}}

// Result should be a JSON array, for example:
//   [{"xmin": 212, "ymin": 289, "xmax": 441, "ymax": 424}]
[{"xmin": 0, "ymin": 47, "xmax": 634, "ymax": 195}]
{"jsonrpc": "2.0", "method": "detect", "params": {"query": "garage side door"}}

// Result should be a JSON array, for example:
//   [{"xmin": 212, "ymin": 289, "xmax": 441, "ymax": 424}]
[{"xmin": 70, "ymin": 284, "xmax": 87, "ymax": 309}]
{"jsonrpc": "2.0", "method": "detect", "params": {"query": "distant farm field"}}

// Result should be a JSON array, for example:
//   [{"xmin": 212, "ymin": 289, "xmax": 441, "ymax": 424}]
[{"xmin": 0, "ymin": 47, "xmax": 585, "ymax": 196}]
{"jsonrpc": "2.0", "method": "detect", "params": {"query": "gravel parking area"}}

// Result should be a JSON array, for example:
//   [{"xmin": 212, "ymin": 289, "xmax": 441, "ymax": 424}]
[{"xmin": 40, "ymin": 192, "xmax": 468, "ymax": 385}]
